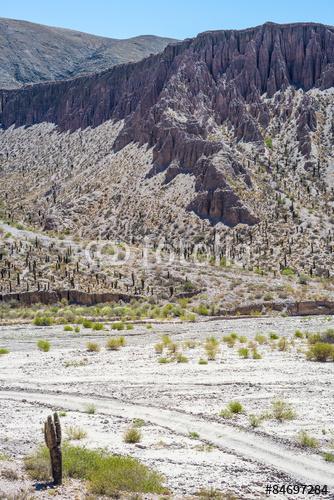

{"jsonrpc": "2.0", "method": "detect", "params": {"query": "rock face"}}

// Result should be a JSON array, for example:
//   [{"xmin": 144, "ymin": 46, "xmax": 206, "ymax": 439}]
[
  {"xmin": 0, "ymin": 17, "xmax": 176, "ymax": 89},
  {"xmin": 0, "ymin": 22, "xmax": 333, "ymax": 227}
]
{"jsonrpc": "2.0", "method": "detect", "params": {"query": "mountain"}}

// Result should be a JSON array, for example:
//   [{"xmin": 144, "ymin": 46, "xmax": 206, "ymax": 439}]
[
  {"xmin": 0, "ymin": 17, "xmax": 176, "ymax": 89},
  {"xmin": 0, "ymin": 22, "xmax": 334, "ymax": 279}
]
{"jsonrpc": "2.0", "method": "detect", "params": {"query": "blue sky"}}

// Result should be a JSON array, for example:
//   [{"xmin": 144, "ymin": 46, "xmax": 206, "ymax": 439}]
[{"xmin": 1, "ymin": 0, "xmax": 333, "ymax": 39}]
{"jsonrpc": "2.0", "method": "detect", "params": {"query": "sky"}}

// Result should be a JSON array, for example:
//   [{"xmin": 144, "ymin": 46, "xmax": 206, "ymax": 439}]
[{"xmin": 1, "ymin": 0, "xmax": 333, "ymax": 40}]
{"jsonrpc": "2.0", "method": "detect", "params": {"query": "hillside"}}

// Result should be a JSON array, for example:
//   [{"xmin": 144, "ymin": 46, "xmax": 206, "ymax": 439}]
[
  {"xmin": 0, "ymin": 17, "xmax": 176, "ymax": 89},
  {"xmin": 0, "ymin": 22, "xmax": 333, "ymax": 289}
]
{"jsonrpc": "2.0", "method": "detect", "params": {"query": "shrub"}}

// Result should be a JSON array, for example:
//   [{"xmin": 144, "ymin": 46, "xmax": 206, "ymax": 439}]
[
  {"xmin": 198, "ymin": 358, "xmax": 208, "ymax": 365},
  {"xmin": 252, "ymin": 349, "xmax": 262, "ymax": 359},
  {"xmin": 249, "ymin": 414, "xmax": 262, "ymax": 428},
  {"xmin": 188, "ymin": 431, "xmax": 200, "ymax": 439},
  {"xmin": 65, "ymin": 426, "xmax": 87, "ymax": 440},
  {"xmin": 269, "ymin": 332, "xmax": 279, "ymax": 340},
  {"xmin": 297, "ymin": 430, "xmax": 318, "ymax": 448},
  {"xmin": 111, "ymin": 322, "xmax": 124, "ymax": 331},
  {"xmin": 176, "ymin": 353, "xmax": 188, "ymax": 363},
  {"xmin": 126, "ymin": 324, "xmax": 134, "ymax": 330},
  {"xmin": 306, "ymin": 343, "xmax": 334, "ymax": 362},
  {"xmin": 294, "ymin": 330, "xmax": 304, "ymax": 339},
  {"xmin": 124, "ymin": 427, "xmax": 141, "ymax": 443},
  {"xmin": 34, "ymin": 316, "xmax": 52, "ymax": 326},
  {"xmin": 238, "ymin": 336, "xmax": 247, "ymax": 344},
  {"xmin": 161, "ymin": 335, "xmax": 172, "ymax": 346},
  {"xmin": 92, "ymin": 322, "xmax": 104, "ymax": 331},
  {"xmin": 228, "ymin": 401, "xmax": 244, "ymax": 414},
  {"xmin": 0, "ymin": 348, "xmax": 9, "ymax": 355},
  {"xmin": 238, "ymin": 347, "xmax": 249, "ymax": 359},
  {"xmin": 278, "ymin": 337, "xmax": 289, "ymax": 351},
  {"xmin": 37, "ymin": 340, "xmax": 50, "ymax": 352},
  {"xmin": 154, "ymin": 343, "xmax": 164, "ymax": 354},
  {"xmin": 220, "ymin": 401, "xmax": 244, "ymax": 418},
  {"xmin": 86, "ymin": 342, "xmax": 100, "ymax": 353},
  {"xmin": 281, "ymin": 267, "xmax": 295, "ymax": 276},
  {"xmin": 271, "ymin": 399, "xmax": 296, "ymax": 421},
  {"xmin": 25, "ymin": 444, "xmax": 165, "ymax": 495},
  {"xmin": 205, "ymin": 337, "xmax": 220, "ymax": 360},
  {"xmin": 167, "ymin": 342, "xmax": 178, "ymax": 354},
  {"xmin": 106, "ymin": 338, "xmax": 122, "ymax": 350},
  {"xmin": 222, "ymin": 335, "xmax": 236, "ymax": 348},
  {"xmin": 254, "ymin": 334, "xmax": 266, "ymax": 345},
  {"xmin": 82, "ymin": 319, "xmax": 93, "ymax": 328},
  {"xmin": 323, "ymin": 452, "xmax": 334, "ymax": 462},
  {"xmin": 74, "ymin": 326, "xmax": 80, "ymax": 333},
  {"xmin": 64, "ymin": 325, "xmax": 74, "ymax": 332},
  {"xmin": 84, "ymin": 404, "xmax": 96, "ymax": 415},
  {"xmin": 158, "ymin": 357, "xmax": 171, "ymax": 364},
  {"xmin": 132, "ymin": 418, "xmax": 145, "ymax": 428}
]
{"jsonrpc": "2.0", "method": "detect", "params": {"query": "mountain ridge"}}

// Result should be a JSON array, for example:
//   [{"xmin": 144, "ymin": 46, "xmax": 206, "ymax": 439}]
[
  {"xmin": 0, "ymin": 21, "xmax": 333, "ymax": 279},
  {"xmin": 0, "ymin": 17, "xmax": 177, "ymax": 89}
]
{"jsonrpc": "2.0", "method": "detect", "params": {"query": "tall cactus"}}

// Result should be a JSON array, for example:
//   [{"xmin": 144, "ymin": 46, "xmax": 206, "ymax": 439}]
[{"xmin": 44, "ymin": 412, "xmax": 62, "ymax": 485}]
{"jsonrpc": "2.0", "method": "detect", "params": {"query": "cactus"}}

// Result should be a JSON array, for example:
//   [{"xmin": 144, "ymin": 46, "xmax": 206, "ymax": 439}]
[{"xmin": 44, "ymin": 412, "xmax": 62, "ymax": 485}]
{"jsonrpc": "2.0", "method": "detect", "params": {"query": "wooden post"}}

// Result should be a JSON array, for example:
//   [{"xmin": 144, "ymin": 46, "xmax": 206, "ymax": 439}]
[{"xmin": 44, "ymin": 412, "xmax": 62, "ymax": 485}]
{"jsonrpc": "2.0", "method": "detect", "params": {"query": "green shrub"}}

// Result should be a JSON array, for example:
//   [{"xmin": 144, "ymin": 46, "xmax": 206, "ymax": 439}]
[
  {"xmin": 297, "ymin": 430, "xmax": 318, "ymax": 448},
  {"xmin": 238, "ymin": 347, "xmax": 249, "ymax": 359},
  {"xmin": 222, "ymin": 335, "xmax": 236, "ymax": 348},
  {"xmin": 249, "ymin": 414, "xmax": 262, "ymax": 428},
  {"xmin": 198, "ymin": 358, "xmax": 208, "ymax": 365},
  {"xmin": 92, "ymin": 322, "xmax": 104, "ymax": 331},
  {"xmin": 220, "ymin": 401, "xmax": 244, "ymax": 418},
  {"xmin": 86, "ymin": 342, "xmax": 100, "ymax": 352},
  {"xmin": 126, "ymin": 324, "xmax": 134, "ymax": 330},
  {"xmin": 254, "ymin": 334, "xmax": 266, "ymax": 345},
  {"xmin": 25, "ymin": 444, "xmax": 165, "ymax": 495},
  {"xmin": 124, "ymin": 427, "xmax": 141, "ymax": 444},
  {"xmin": 64, "ymin": 325, "xmax": 74, "ymax": 332},
  {"xmin": 238, "ymin": 336, "xmax": 247, "ymax": 344},
  {"xmin": 37, "ymin": 340, "xmax": 50, "ymax": 352},
  {"xmin": 269, "ymin": 332, "xmax": 279, "ymax": 340},
  {"xmin": 158, "ymin": 357, "xmax": 171, "ymax": 364},
  {"xmin": 34, "ymin": 316, "xmax": 52, "ymax": 326},
  {"xmin": 74, "ymin": 326, "xmax": 80, "ymax": 333},
  {"xmin": 111, "ymin": 322, "xmax": 124, "ymax": 331},
  {"xmin": 0, "ymin": 348, "xmax": 9, "ymax": 355},
  {"xmin": 252, "ymin": 349, "xmax": 262, "ymax": 359},
  {"xmin": 176, "ymin": 353, "xmax": 188, "ymax": 363},
  {"xmin": 306, "ymin": 343, "xmax": 334, "ymax": 362},
  {"xmin": 106, "ymin": 338, "xmax": 123, "ymax": 350},
  {"xmin": 271, "ymin": 399, "xmax": 296, "ymax": 421},
  {"xmin": 323, "ymin": 452, "xmax": 334, "ymax": 462},
  {"xmin": 188, "ymin": 431, "xmax": 200, "ymax": 439},
  {"xmin": 132, "ymin": 418, "xmax": 145, "ymax": 428},
  {"xmin": 82, "ymin": 319, "xmax": 93, "ymax": 329},
  {"xmin": 228, "ymin": 401, "xmax": 244, "ymax": 414},
  {"xmin": 281, "ymin": 267, "xmax": 295, "ymax": 276},
  {"xmin": 294, "ymin": 330, "xmax": 304, "ymax": 339},
  {"xmin": 205, "ymin": 337, "xmax": 220, "ymax": 360}
]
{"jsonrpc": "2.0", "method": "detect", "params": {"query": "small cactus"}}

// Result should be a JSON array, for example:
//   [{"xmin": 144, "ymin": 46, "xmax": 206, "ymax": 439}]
[{"xmin": 44, "ymin": 412, "xmax": 62, "ymax": 485}]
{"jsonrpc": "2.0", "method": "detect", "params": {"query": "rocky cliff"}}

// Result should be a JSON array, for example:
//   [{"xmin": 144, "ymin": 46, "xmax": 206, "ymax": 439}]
[{"xmin": 0, "ymin": 22, "xmax": 333, "ymax": 230}]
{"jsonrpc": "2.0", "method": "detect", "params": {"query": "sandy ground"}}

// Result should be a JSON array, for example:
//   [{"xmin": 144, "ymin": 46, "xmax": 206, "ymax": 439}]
[{"xmin": 0, "ymin": 316, "xmax": 334, "ymax": 499}]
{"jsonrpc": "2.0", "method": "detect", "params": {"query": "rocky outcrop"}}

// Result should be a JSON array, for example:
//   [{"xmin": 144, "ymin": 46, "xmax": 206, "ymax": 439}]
[
  {"xmin": 0, "ymin": 289, "xmax": 135, "ymax": 306},
  {"xmin": 1, "ymin": 22, "xmax": 333, "ymax": 227}
]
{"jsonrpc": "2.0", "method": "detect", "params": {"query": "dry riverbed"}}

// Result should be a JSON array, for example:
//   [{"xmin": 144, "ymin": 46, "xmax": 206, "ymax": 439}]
[{"xmin": 0, "ymin": 316, "xmax": 334, "ymax": 499}]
